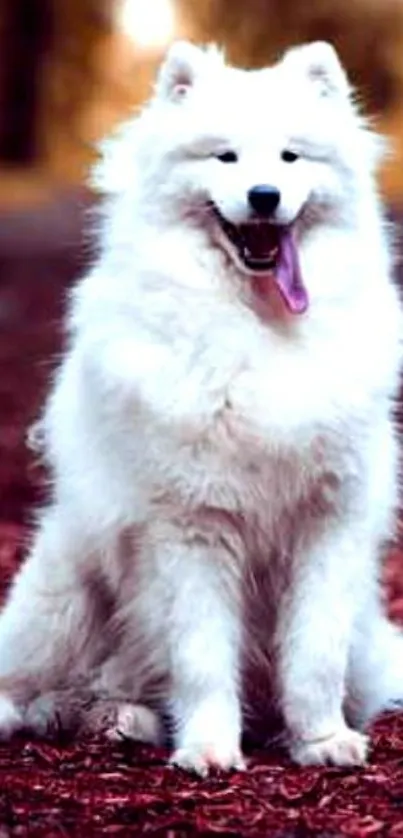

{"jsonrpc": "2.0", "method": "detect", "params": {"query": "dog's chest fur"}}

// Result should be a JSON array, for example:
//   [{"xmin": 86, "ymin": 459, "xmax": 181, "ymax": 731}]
[{"xmin": 149, "ymin": 311, "xmax": 362, "ymax": 539}]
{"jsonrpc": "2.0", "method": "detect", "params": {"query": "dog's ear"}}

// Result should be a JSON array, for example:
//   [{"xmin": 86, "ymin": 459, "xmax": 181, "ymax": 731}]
[
  {"xmin": 155, "ymin": 41, "xmax": 223, "ymax": 102},
  {"xmin": 281, "ymin": 42, "xmax": 351, "ymax": 99}
]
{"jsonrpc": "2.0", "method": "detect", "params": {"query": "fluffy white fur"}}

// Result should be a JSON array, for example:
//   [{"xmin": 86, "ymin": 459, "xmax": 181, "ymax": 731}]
[{"xmin": 0, "ymin": 40, "xmax": 402, "ymax": 773}]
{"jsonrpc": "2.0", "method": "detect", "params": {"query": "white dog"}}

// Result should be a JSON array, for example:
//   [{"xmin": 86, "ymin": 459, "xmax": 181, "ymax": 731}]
[{"xmin": 0, "ymin": 40, "xmax": 402, "ymax": 774}]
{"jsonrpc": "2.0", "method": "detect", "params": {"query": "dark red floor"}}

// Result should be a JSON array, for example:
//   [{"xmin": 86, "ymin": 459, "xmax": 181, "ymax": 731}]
[
  {"xmin": 0, "ymin": 710, "xmax": 402, "ymax": 837},
  {"xmin": 1, "ymin": 195, "xmax": 403, "ymax": 835}
]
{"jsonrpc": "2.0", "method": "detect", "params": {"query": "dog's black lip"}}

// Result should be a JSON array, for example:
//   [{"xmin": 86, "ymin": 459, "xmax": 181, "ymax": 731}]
[{"xmin": 210, "ymin": 204, "xmax": 280, "ymax": 271}]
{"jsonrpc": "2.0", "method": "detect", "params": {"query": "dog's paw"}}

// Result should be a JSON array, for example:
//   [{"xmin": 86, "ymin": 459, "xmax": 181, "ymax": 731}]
[
  {"xmin": 0, "ymin": 694, "xmax": 23, "ymax": 740},
  {"xmin": 291, "ymin": 727, "xmax": 369, "ymax": 767},
  {"xmin": 103, "ymin": 703, "xmax": 163, "ymax": 745},
  {"xmin": 171, "ymin": 742, "xmax": 246, "ymax": 777}
]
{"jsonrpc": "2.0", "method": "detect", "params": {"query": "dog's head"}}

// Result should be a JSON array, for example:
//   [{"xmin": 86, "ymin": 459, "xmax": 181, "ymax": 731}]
[{"xmin": 94, "ymin": 41, "xmax": 383, "ymax": 313}]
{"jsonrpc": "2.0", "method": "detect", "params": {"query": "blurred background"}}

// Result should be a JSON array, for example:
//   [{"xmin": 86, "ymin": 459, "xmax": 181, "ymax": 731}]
[{"xmin": 0, "ymin": 0, "xmax": 403, "ymax": 602}]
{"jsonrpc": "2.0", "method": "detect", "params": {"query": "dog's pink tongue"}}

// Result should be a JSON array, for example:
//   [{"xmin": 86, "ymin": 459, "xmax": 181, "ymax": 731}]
[{"xmin": 275, "ymin": 229, "xmax": 308, "ymax": 314}]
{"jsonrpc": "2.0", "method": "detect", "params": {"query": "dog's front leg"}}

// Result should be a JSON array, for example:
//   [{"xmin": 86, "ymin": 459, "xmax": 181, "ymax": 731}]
[
  {"xmin": 277, "ymin": 519, "xmax": 372, "ymax": 766},
  {"xmin": 148, "ymin": 522, "xmax": 244, "ymax": 776}
]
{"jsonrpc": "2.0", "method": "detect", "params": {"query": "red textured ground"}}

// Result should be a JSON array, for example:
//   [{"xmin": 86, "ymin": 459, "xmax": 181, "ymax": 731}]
[{"xmin": 1, "ymin": 194, "xmax": 403, "ymax": 836}]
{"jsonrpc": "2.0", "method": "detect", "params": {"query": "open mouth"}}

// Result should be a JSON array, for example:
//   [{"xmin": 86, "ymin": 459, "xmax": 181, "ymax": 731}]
[{"xmin": 213, "ymin": 209, "xmax": 309, "ymax": 314}]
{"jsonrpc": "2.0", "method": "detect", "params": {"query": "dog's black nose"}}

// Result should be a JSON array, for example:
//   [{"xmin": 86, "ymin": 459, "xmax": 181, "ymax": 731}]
[{"xmin": 248, "ymin": 185, "xmax": 281, "ymax": 217}]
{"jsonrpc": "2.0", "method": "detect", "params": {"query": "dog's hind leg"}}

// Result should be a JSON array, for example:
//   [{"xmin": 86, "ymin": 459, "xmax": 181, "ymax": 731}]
[
  {"xmin": 346, "ymin": 603, "xmax": 403, "ymax": 729},
  {"xmin": 25, "ymin": 688, "xmax": 163, "ymax": 745},
  {"xmin": 0, "ymin": 507, "xmax": 108, "ymax": 738}
]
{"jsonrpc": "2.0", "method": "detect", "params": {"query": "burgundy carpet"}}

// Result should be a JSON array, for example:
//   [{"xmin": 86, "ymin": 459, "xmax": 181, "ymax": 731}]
[{"xmin": 0, "ymin": 194, "xmax": 403, "ymax": 836}]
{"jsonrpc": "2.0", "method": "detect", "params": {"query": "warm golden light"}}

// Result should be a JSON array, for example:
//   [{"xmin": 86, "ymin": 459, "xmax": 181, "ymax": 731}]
[{"xmin": 118, "ymin": 0, "xmax": 176, "ymax": 50}]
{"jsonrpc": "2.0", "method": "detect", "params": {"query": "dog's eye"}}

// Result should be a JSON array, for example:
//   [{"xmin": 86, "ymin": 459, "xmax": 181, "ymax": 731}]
[
  {"xmin": 216, "ymin": 151, "xmax": 238, "ymax": 163},
  {"xmin": 281, "ymin": 150, "xmax": 299, "ymax": 163}
]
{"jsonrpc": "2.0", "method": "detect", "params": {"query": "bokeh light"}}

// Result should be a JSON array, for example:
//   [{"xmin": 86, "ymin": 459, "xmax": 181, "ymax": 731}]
[{"xmin": 118, "ymin": 0, "xmax": 176, "ymax": 50}]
